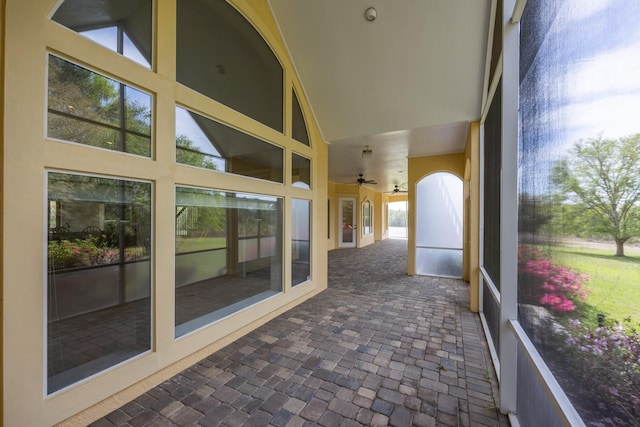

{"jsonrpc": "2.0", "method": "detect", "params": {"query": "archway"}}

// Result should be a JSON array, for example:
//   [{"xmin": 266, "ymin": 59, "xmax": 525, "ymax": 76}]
[
  {"xmin": 415, "ymin": 172, "xmax": 463, "ymax": 277},
  {"xmin": 388, "ymin": 200, "xmax": 408, "ymax": 239}
]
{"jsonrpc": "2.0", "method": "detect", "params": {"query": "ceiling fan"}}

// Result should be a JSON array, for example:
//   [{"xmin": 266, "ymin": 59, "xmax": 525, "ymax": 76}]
[
  {"xmin": 386, "ymin": 184, "xmax": 408, "ymax": 194},
  {"xmin": 348, "ymin": 173, "xmax": 377, "ymax": 186}
]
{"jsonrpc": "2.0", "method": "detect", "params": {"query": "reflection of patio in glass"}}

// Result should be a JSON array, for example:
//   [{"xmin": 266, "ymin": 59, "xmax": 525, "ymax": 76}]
[
  {"xmin": 175, "ymin": 269, "xmax": 279, "ymax": 337},
  {"xmin": 48, "ymin": 297, "xmax": 150, "ymax": 394},
  {"xmin": 48, "ymin": 266, "xmax": 281, "ymax": 393}
]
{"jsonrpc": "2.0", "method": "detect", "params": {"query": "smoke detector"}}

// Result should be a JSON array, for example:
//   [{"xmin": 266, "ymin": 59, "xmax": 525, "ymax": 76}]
[{"xmin": 365, "ymin": 7, "xmax": 377, "ymax": 22}]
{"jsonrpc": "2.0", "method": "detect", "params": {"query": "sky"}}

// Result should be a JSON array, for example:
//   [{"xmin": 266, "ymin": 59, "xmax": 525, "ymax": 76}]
[
  {"xmin": 558, "ymin": 0, "xmax": 640, "ymax": 143},
  {"xmin": 519, "ymin": 0, "xmax": 640, "ymax": 194},
  {"xmin": 82, "ymin": 27, "xmax": 150, "ymax": 68}
]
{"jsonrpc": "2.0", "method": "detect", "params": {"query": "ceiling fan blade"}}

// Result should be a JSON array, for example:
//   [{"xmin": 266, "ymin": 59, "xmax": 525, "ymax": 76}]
[{"xmin": 386, "ymin": 185, "xmax": 407, "ymax": 193}]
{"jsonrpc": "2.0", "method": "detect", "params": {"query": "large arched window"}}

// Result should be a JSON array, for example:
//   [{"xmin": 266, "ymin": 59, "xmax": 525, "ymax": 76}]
[
  {"xmin": 176, "ymin": 0, "xmax": 284, "ymax": 132},
  {"xmin": 35, "ymin": 0, "xmax": 313, "ymax": 408},
  {"xmin": 175, "ymin": 105, "xmax": 284, "ymax": 182},
  {"xmin": 52, "ymin": 0, "xmax": 152, "ymax": 68},
  {"xmin": 292, "ymin": 89, "xmax": 310, "ymax": 145}
]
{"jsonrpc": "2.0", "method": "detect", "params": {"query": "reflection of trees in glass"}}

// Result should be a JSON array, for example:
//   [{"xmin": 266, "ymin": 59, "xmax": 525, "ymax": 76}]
[
  {"xmin": 176, "ymin": 205, "xmax": 225, "ymax": 235},
  {"xmin": 48, "ymin": 173, "xmax": 152, "ymax": 270},
  {"xmin": 239, "ymin": 207, "xmax": 276, "ymax": 237},
  {"xmin": 363, "ymin": 201, "xmax": 371, "ymax": 234},
  {"xmin": 195, "ymin": 207, "xmax": 225, "ymax": 234},
  {"xmin": 175, "ymin": 204, "xmax": 226, "ymax": 254},
  {"xmin": 342, "ymin": 202, "xmax": 353, "ymax": 225},
  {"xmin": 176, "ymin": 134, "xmax": 217, "ymax": 170},
  {"xmin": 552, "ymin": 134, "xmax": 640, "ymax": 256},
  {"xmin": 47, "ymin": 55, "xmax": 151, "ymax": 156}
]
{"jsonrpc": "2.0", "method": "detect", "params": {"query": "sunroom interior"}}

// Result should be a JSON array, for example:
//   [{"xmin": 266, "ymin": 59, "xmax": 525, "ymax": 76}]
[{"xmin": 2, "ymin": 0, "xmax": 639, "ymax": 426}]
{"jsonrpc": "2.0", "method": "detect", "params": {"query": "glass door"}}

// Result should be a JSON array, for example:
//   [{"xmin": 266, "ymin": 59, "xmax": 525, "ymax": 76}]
[{"xmin": 338, "ymin": 197, "xmax": 356, "ymax": 248}]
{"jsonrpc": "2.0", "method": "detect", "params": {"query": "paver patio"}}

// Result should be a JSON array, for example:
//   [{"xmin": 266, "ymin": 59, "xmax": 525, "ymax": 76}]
[{"xmin": 91, "ymin": 239, "xmax": 508, "ymax": 427}]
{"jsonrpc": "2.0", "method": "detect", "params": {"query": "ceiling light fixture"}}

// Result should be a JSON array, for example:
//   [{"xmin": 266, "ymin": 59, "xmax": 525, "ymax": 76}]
[
  {"xmin": 362, "ymin": 146, "xmax": 373, "ymax": 159},
  {"xmin": 364, "ymin": 7, "xmax": 377, "ymax": 22}
]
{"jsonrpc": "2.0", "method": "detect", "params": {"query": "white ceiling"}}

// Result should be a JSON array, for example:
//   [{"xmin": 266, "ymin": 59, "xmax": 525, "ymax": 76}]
[{"xmin": 268, "ymin": 0, "xmax": 492, "ymax": 191}]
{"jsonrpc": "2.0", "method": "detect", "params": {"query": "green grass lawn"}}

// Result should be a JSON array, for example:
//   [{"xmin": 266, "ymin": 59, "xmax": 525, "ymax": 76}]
[
  {"xmin": 548, "ymin": 245, "xmax": 640, "ymax": 324},
  {"xmin": 175, "ymin": 236, "xmax": 226, "ymax": 253}
]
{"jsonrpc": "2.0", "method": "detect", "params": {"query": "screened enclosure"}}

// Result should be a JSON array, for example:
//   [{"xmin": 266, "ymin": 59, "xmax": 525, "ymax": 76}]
[{"xmin": 514, "ymin": 1, "xmax": 640, "ymax": 424}]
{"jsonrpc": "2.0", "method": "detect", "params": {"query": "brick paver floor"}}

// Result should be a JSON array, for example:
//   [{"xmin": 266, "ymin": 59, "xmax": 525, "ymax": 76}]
[{"xmin": 92, "ymin": 239, "xmax": 509, "ymax": 426}]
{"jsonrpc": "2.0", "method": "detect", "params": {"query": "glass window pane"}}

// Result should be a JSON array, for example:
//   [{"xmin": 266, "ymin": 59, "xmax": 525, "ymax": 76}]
[
  {"xmin": 51, "ymin": 0, "xmax": 152, "ymax": 68},
  {"xmin": 415, "ymin": 247, "xmax": 463, "ymax": 278},
  {"xmin": 47, "ymin": 172, "xmax": 152, "ymax": 394},
  {"xmin": 176, "ymin": 0, "xmax": 283, "ymax": 132},
  {"xmin": 518, "ymin": 1, "xmax": 640, "ymax": 425},
  {"xmin": 175, "ymin": 106, "xmax": 283, "ymax": 183},
  {"xmin": 175, "ymin": 187, "xmax": 283, "ymax": 337},
  {"xmin": 292, "ymin": 199, "xmax": 310, "ymax": 286},
  {"xmin": 363, "ymin": 201, "xmax": 372, "ymax": 235},
  {"xmin": 292, "ymin": 90, "xmax": 310, "ymax": 145},
  {"xmin": 81, "ymin": 26, "xmax": 118, "ymax": 52},
  {"xmin": 292, "ymin": 153, "xmax": 311, "ymax": 189},
  {"xmin": 340, "ymin": 198, "xmax": 355, "ymax": 245},
  {"xmin": 47, "ymin": 55, "xmax": 152, "ymax": 157},
  {"xmin": 416, "ymin": 173, "xmax": 463, "ymax": 249}
]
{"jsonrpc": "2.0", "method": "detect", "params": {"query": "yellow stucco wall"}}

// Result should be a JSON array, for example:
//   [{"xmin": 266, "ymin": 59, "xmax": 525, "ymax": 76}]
[
  {"xmin": 327, "ymin": 182, "xmax": 337, "ymax": 248},
  {"xmin": 465, "ymin": 122, "xmax": 481, "ymax": 312},
  {"xmin": 358, "ymin": 185, "xmax": 377, "ymax": 247},
  {"xmin": 404, "ymin": 126, "xmax": 480, "ymax": 312},
  {"xmin": 374, "ymin": 192, "xmax": 390, "ymax": 241},
  {"xmin": 327, "ymin": 182, "xmax": 388, "ymax": 250},
  {"xmin": 0, "ymin": 0, "xmax": 5, "ymax": 422},
  {"xmin": 328, "ymin": 183, "xmax": 359, "ymax": 249},
  {"xmin": 2, "ymin": 0, "xmax": 328, "ymax": 424}
]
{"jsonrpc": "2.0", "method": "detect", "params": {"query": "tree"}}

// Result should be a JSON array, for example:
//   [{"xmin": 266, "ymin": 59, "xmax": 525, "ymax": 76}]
[
  {"xmin": 176, "ymin": 135, "xmax": 217, "ymax": 170},
  {"xmin": 518, "ymin": 193, "xmax": 552, "ymax": 234},
  {"xmin": 388, "ymin": 207, "xmax": 407, "ymax": 227},
  {"xmin": 552, "ymin": 134, "xmax": 640, "ymax": 256},
  {"xmin": 48, "ymin": 55, "xmax": 152, "ymax": 156}
]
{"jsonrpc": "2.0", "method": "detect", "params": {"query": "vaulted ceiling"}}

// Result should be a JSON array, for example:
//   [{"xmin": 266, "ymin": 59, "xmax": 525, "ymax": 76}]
[{"xmin": 268, "ymin": 0, "xmax": 492, "ymax": 191}]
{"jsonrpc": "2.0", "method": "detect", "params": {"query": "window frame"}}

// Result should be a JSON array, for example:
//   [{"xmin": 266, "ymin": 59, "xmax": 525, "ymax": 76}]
[
  {"xmin": 362, "ymin": 200, "xmax": 372, "ymax": 236},
  {"xmin": 45, "ymin": 169, "xmax": 154, "ymax": 395},
  {"xmin": 46, "ymin": 53, "xmax": 154, "ymax": 158}
]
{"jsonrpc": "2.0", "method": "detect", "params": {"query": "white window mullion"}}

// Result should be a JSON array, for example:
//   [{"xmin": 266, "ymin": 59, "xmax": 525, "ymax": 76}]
[{"xmin": 499, "ymin": 0, "xmax": 521, "ymax": 416}]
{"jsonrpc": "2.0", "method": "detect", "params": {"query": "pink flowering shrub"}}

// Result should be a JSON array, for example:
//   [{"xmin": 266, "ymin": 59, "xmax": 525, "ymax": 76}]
[
  {"xmin": 562, "ymin": 318, "xmax": 640, "ymax": 426},
  {"xmin": 48, "ymin": 238, "xmax": 144, "ymax": 271},
  {"xmin": 518, "ymin": 247, "xmax": 639, "ymax": 425},
  {"xmin": 518, "ymin": 246, "xmax": 589, "ymax": 313}
]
